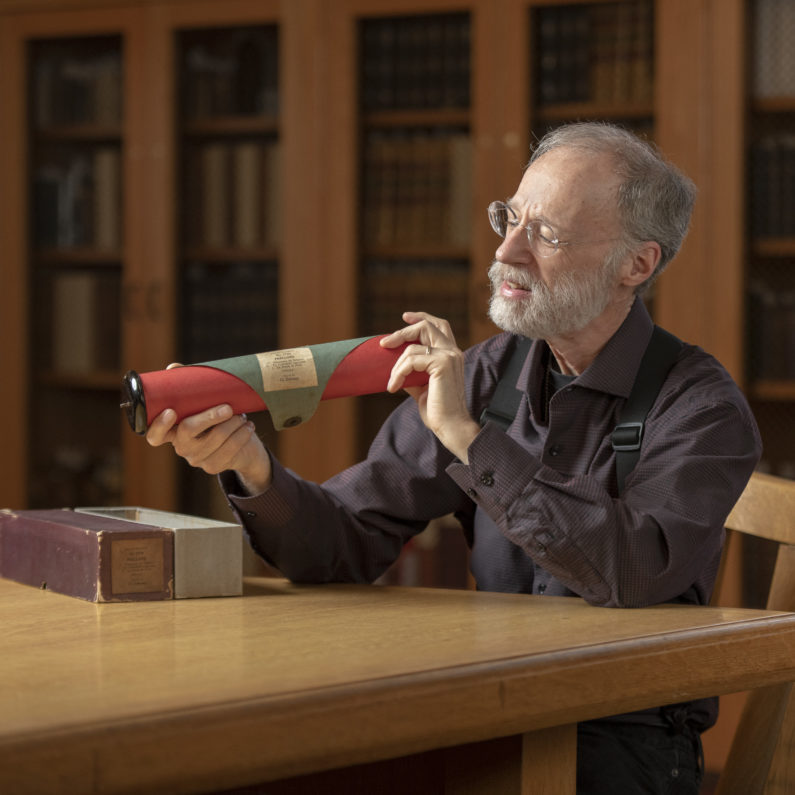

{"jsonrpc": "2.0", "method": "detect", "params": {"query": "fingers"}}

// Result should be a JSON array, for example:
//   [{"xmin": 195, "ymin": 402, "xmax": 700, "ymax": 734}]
[
  {"xmin": 145, "ymin": 404, "xmax": 233, "ymax": 448},
  {"xmin": 386, "ymin": 344, "xmax": 437, "ymax": 393},
  {"xmin": 145, "ymin": 408, "xmax": 179, "ymax": 447},
  {"xmin": 178, "ymin": 416, "xmax": 259, "ymax": 475},
  {"xmin": 380, "ymin": 311, "xmax": 455, "ymax": 350}
]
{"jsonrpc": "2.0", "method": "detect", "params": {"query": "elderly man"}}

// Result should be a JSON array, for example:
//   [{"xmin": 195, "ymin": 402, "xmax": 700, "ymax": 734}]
[{"xmin": 147, "ymin": 122, "xmax": 760, "ymax": 793}]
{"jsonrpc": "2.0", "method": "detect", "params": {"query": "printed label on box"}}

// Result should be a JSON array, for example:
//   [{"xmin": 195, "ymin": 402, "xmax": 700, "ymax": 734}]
[{"xmin": 111, "ymin": 538, "xmax": 164, "ymax": 593}]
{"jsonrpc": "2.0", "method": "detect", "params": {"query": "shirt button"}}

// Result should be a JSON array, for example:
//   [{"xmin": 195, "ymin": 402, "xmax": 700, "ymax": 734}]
[
  {"xmin": 245, "ymin": 511, "xmax": 257, "ymax": 519},
  {"xmin": 479, "ymin": 472, "xmax": 495, "ymax": 486},
  {"xmin": 549, "ymin": 444, "xmax": 562, "ymax": 457},
  {"xmin": 466, "ymin": 488, "xmax": 478, "ymax": 499},
  {"xmin": 538, "ymin": 583, "xmax": 547, "ymax": 594}
]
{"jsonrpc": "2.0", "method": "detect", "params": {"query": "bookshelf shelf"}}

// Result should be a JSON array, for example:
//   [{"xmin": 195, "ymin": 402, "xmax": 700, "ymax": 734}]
[
  {"xmin": 182, "ymin": 116, "xmax": 279, "ymax": 137},
  {"xmin": 34, "ymin": 124, "xmax": 122, "ymax": 142},
  {"xmin": 536, "ymin": 101, "xmax": 654, "ymax": 123},
  {"xmin": 752, "ymin": 97, "xmax": 795, "ymax": 113},
  {"xmin": 183, "ymin": 247, "xmax": 279, "ymax": 262},
  {"xmin": 753, "ymin": 238, "xmax": 795, "ymax": 257},
  {"xmin": 751, "ymin": 380, "xmax": 795, "ymax": 402},
  {"xmin": 362, "ymin": 244, "xmax": 471, "ymax": 260},
  {"xmin": 34, "ymin": 248, "xmax": 122, "ymax": 264},
  {"xmin": 37, "ymin": 371, "xmax": 121, "ymax": 391},
  {"xmin": 363, "ymin": 108, "xmax": 470, "ymax": 129}
]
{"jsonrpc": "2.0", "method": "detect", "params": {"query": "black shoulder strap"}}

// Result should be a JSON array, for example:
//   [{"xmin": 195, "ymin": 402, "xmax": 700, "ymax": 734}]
[
  {"xmin": 481, "ymin": 325, "xmax": 683, "ymax": 495},
  {"xmin": 611, "ymin": 326, "xmax": 682, "ymax": 494},
  {"xmin": 479, "ymin": 336, "xmax": 533, "ymax": 430}
]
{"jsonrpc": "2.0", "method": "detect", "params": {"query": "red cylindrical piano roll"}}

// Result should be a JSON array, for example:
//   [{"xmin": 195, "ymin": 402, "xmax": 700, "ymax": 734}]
[{"xmin": 122, "ymin": 336, "xmax": 429, "ymax": 433}]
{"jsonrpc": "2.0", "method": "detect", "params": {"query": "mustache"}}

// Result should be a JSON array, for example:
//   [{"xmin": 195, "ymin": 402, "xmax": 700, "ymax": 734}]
[{"xmin": 488, "ymin": 260, "xmax": 537, "ymax": 291}]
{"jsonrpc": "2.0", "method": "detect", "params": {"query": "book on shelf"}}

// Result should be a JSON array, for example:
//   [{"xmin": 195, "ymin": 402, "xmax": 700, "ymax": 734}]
[
  {"xmin": 233, "ymin": 142, "xmax": 262, "ymax": 248},
  {"xmin": 181, "ymin": 260, "xmax": 279, "ymax": 363},
  {"xmin": 749, "ymin": 133, "xmax": 795, "ymax": 238},
  {"xmin": 263, "ymin": 141, "xmax": 282, "ymax": 247},
  {"xmin": 535, "ymin": 0, "xmax": 653, "ymax": 108},
  {"xmin": 748, "ymin": 281, "xmax": 795, "ymax": 381},
  {"xmin": 449, "ymin": 134, "xmax": 473, "ymax": 247},
  {"xmin": 201, "ymin": 142, "xmax": 231, "ymax": 248},
  {"xmin": 362, "ymin": 130, "xmax": 472, "ymax": 249},
  {"xmin": 190, "ymin": 140, "xmax": 281, "ymax": 250},
  {"xmin": 360, "ymin": 259, "xmax": 469, "ymax": 341},
  {"xmin": 536, "ymin": 6, "xmax": 590, "ymax": 105},
  {"xmin": 33, "ymin": 156, "xmax": 92, "ymax": 248},
  {"xmin": 33, "ymin": 48, "xmax": 122, "ymax": 128},
  {"xmin": 753, "ymin": 0, "xmax": 795, "ymax": 99},
  {"xmin": 51, "ymin": 270, "xmax": 120, "ymax": 375},
  {"xmin": 33, "ymin": 150, "xmax": 121, "ymax": 251},
  {"xmin": 52, "ymin": 272, "xmax": 94, "ymax": 374},
  {"xmin": 360, "ymin": 13, "xmax": 470, "ymax": 111},
  {"xmin": 93, "ymin": 146, "xmax": 121, "ymax": 251},
  {"xmin": 182, "ymin": 26, "xmax": 279, "ymax": 119}
]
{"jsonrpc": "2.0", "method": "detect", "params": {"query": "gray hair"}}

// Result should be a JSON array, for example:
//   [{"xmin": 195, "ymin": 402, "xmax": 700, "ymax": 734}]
[{"xmin": 529, "ymin": 122, "xmax": 697, "ymax": 292}]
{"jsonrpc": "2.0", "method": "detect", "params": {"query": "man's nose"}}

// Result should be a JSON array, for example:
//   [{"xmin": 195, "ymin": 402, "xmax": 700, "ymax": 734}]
[{"xmin": 495, "ymin": 224, "xmax": 533, "ymax": 264}]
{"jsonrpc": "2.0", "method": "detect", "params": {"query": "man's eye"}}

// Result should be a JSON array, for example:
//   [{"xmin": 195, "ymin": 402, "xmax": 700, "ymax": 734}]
[{"xmin": 537, "ymin": 224, "xmax": 556, "ymax": 244}]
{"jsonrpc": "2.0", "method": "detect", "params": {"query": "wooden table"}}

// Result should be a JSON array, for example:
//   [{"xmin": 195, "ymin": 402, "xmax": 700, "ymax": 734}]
[{"xmin": 2, "ymin": 576, "xmax": 795, "ymax": 795}]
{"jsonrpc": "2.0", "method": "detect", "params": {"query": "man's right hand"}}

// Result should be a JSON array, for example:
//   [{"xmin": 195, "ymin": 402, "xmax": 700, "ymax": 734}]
[{"xmin": 145, "ymin": 404, "xmax": 273, "ymax": 495}]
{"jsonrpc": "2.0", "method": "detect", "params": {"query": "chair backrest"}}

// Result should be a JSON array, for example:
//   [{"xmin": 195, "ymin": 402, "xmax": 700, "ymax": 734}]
[{"xmin": 715, "ymin": 471, "xmax": 795, "ymax": 795}]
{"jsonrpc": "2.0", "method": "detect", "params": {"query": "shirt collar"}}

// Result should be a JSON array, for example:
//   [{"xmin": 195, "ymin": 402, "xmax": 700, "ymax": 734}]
[
  {"xmin": 574, "ymin": 297, "xmax": 655, "ymax": 398},
  {"xmin": 522, "ymin": 296, "xmax": 654, "ymax": 412}
]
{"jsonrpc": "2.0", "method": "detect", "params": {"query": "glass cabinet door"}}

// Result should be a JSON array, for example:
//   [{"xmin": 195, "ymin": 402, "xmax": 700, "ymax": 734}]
[
  {"xmin": 357, "ymin": 11, "xmax": 473, "ymax": 455},
  {"xmin": 175, "ymin": 23, "xmax": 281, "ymax": 516},
  {"xmin": 28, "ymin": 35, "xmax": 125, "ymax": 507}
]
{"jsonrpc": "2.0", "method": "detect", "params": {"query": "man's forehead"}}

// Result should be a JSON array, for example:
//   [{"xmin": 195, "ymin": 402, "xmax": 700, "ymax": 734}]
[{"xmin": 516, "ymin": 148, "xmax": 619, "ymax": 204}]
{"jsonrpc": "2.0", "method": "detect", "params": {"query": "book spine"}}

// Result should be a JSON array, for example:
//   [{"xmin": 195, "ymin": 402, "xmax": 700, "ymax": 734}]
[
  {"xmin": 52, "ymin": 271, "xmax": 95, "ymax": 374},
  {"xmin": 93, "ymin": 146, "xmax": 121, "ymax": 251},
  {"xmin": 232, "ymin": 141, "xmax": 262, "ymax": 248},
  {"xmin": 201, "ymin": 142, "xmax": 230, "ymax": 248}
]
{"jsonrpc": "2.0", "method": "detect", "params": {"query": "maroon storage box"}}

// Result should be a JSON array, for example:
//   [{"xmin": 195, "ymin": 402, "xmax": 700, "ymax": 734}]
[{"xmin": 0, "ymin": 508, "xmax": 173, "ymax": 602}]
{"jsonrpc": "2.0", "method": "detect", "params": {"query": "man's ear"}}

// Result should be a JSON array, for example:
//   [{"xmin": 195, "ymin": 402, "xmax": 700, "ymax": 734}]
[{"xmin": 621, "ymin": 241, "xmax": 661, "ymax": 289}]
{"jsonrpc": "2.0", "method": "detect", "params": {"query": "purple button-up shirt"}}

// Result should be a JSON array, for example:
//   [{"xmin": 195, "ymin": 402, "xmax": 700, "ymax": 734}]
[{"xmin": 221, "ymin": 298, "xmax": 761, "ymax": 729}]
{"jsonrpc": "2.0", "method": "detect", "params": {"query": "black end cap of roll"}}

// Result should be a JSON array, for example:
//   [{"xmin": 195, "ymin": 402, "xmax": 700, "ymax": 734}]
[{"xmin": 120, "ymin": 370, "xmax": 148, "ymax": 435}]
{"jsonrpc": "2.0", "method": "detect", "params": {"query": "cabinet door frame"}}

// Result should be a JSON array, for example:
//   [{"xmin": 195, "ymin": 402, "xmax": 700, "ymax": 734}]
[
  {"xmin": 130, "ymin": 0, "xmax": 282, "ymax": 510},
  {"xmin": 0, "ymin": 5, "xmax": 147, "ymax": 510}
]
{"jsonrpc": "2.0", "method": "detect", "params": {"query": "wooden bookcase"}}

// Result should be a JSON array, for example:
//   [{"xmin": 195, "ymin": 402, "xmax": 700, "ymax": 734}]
[{"xmin": 0, "ymin": 0, "xmax": 791, "ymax": 580}]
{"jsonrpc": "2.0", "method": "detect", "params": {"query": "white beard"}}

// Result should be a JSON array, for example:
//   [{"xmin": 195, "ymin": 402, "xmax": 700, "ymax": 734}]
[{"xmin": 487, "ymin": 257, "xmax": 620, "ymax": 339}]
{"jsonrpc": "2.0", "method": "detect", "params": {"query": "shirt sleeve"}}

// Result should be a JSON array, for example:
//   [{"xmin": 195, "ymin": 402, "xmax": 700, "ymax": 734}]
[
  {"xmin": 447, "ymin": 378, "xmax": 762, "ymax": 608},
  {"xmin": 220, "ymin": 396, "xmax": 469, "ymax": 584}
]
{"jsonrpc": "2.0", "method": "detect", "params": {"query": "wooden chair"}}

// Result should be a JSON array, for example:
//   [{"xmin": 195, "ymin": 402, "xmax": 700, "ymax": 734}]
[{"xmin": 713, "ymin": 471, "xmax": 795, "ymax": 795}]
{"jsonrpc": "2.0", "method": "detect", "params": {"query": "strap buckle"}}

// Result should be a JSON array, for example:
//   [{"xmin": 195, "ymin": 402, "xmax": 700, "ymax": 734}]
[{"xmin": 611, "ymin": 421, "xmax": 644, "ymax": 452}]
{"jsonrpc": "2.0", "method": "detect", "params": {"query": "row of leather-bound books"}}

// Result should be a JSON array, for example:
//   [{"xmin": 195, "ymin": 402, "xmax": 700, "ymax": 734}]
[{"xmin": 534, "ymin": 0, "xmax": 653, "ymax": 107}]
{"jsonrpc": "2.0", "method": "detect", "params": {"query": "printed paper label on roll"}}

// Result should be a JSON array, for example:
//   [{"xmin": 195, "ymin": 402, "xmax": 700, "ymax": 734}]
[{"xmin": 256, "ymin": 347, "xmax": 318, "ymax": 391}]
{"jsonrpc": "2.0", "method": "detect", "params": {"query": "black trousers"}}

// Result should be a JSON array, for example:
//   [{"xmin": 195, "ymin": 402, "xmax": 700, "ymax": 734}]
[{"xmin": 576, "ymin": 720, "xmax": 704, "ymax": 795}]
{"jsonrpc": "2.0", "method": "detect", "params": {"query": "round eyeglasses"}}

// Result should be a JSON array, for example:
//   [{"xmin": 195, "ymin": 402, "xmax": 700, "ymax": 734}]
[{"xmin": 488, "ymin": 201, "xmax": 564, "ymax": 257}]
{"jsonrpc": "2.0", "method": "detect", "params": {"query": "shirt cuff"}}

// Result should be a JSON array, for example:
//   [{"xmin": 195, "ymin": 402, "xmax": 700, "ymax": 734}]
[
  {"xmin": 218, "ymin": 456, "xmax": 299, "ymax": 529},
  {"xmin": 446, "ymin": 422, "xmax": 542, "ymax": 514}
]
